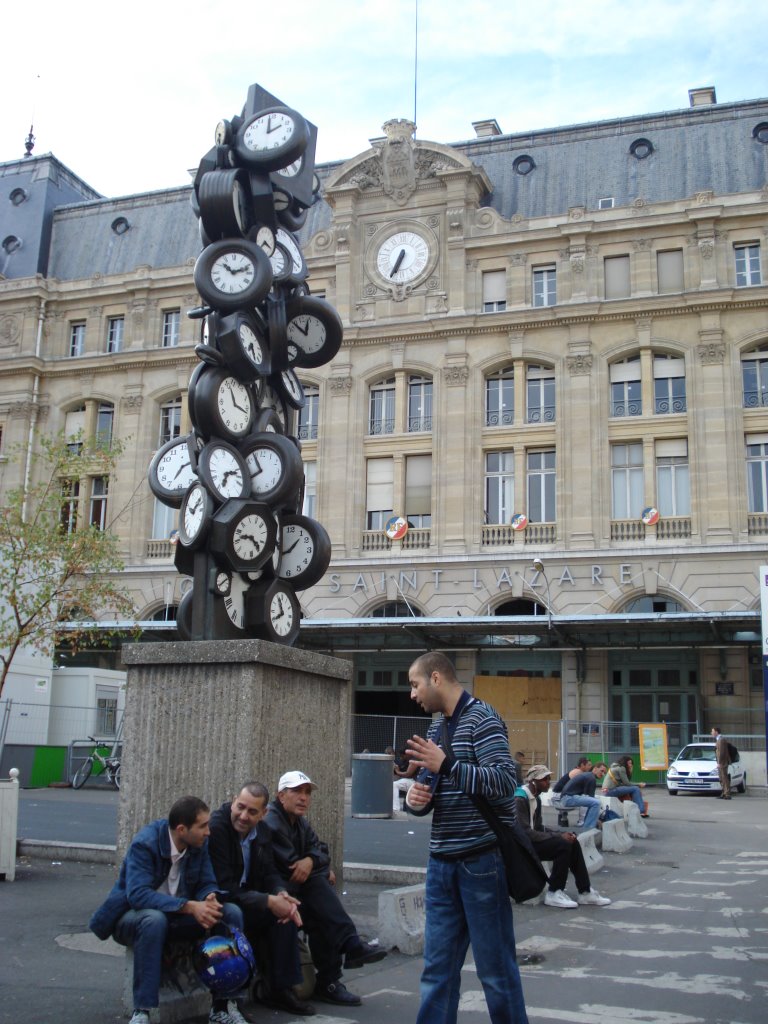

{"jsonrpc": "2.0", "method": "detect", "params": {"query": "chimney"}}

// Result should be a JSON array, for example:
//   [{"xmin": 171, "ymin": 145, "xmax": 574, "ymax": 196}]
[
  {"xmin": 688, "ymin": 87, "xmax": 717, "ymax": 107},
  {"xmin": 472, "ymin": 119, "xmax": 502, "ymax": 138}
]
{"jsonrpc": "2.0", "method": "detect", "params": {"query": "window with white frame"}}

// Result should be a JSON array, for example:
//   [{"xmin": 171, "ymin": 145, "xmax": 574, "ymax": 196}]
[
  {"xmin": 96, "ymin": 402, "xmax": 114, "ymax": 448},
  {"xmin": 366, "ymin": 458, "xmax": 393, "ymax": 530},
  {"xmin": 610, "ymin": 357, "xmax": 642, "ymax": 417},
  {"xmin": 484, "ymin": 451, "xmax": 514, "ymax": 524},
  {"xmin": 482, "ymin": 270, "xmax": 506, "ymax": 312},
  {"xmin": 526, "ymin": 365, "xmax": 555, "ymax": 423},
  {"xmin": 604, "ymin": 255, "xmax": 631, "ymax": 299},
  {"xmin": 302, "ymin": 461, "xmax": 316, "ymax": 519},
  {"xmin": 65, "ymin": 405, "xmax": 86, "ymax": 452},
  {"xmin": 69, "ymin": 322, "xmax": 86, "ymax": 357},
  {"xmin": 656, "ymin": 439, "xmax": 690, "ymax": 516},
  {"xmin": 657, "ymin": 250, "xmax": 684, "ymax": 294},
  {"xmin": 486, "ymin": 367, "xmax": 514, "ymax": 426},
  {"xmin": 89, "ymin": 477, "xmax": 109, "ymax": 530},
  {"xmin": 297, "ymin": 385, "xmax": 319, "ymax": 440},
  {"xmin": 106, "ymin": 316, "xmax": 124, "ymax": 353},
  {"xmin": 532, "ymin": 265, "xmax": 556, "ymax": 307},
  {"xmin": 734, "ymin": 243, "xmax": 761, "ymax": 287},
  {"xmin": 654, "ymin": 355, "xmax": 686, "ymax": 414},
  {"xmin": 405, "ymin": 455, "xmax": 431, "ymax": 527},
  {"xmin": 747, "ymin": 434, "xmax": 768, "ymax": 512},
  {"xmin": 527, "ymin": 449, "xmax": 555, "ymax": 522},
  {"xmin": 60, "ymin": 479, "xmax": 80, "ymax": 534},
  {"xmin": 369, "ymin": 378, "xmax": 395, "ymax": 435},
  {"xmin": 95, "ymin": 686, "xmax": 119, "ymax": 736},
  {"xmin": 611, "ymin": 443, "xmax": 644, "ymax": 520},
  {"xmin": 162, "ymin": 309, "xmax": 181, "ymax": 347},
  {"xmin": 741, "ymin": 351, "xmax": 768, "ymax": 409},
  {"xmin": 151, "ymin": 500, "xmax": 177, "ymax": 539},
  {"xmin": 159, "ymin": 397, "xmax": 183, "ymax": 444},
  {"xmin": 408, "ymin": 376, "xmax": 432, "ymax": 432}
]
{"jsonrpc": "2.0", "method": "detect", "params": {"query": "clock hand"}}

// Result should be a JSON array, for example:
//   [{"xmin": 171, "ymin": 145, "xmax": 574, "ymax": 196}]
[
  {"xmin": 226, "ymin": 381, "xmax": 247, "ymax": 413},
  {"xmin": 282, "ymin": 539, "xmax": 301, "ymax": 555},
  {"xmin": 266, "ymin": 116, "xmax": 278, "ymax": 134},
  {"xmin": 390, "ymin": 248, "xmax": 406, "ymax": 277},
  {"xmin": 188, "ymin": 496, "xmax": 201, "ymax": 516},
  {"xmin": 293, "ymin": 318, "xmax": 310, "ymax": 336},
  {"xmin": 241, "ymin": 533, "xmax": 262, "ymax": 551},
  {"xmin": 273, "ymin": 598, "xmax": 285, "ymax": 619},
  {"xmin": 220, "ymin": 469, "xmax": 239, "ymax": 488},
  {"xmin": 172, "ymin": 461, "xmax": 190, "ymax": 481}
]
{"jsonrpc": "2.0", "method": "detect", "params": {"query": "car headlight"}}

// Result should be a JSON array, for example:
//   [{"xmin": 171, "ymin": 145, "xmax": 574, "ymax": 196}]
[
  {"xmin": 708, "ymin": 768, "xmax": 719, "ymax": 778},
  {"xmin": 667, "ymin": 768, "xmax": 679, "ymax": 778}
]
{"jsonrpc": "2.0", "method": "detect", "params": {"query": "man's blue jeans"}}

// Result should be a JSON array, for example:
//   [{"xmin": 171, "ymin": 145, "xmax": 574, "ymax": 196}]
[
  {"xmin": 560, "ymin": 793, "xmax": 600, "ymax": 829},
  {"xmin": 113, "ymin": 902, "xmax": 243, "ymax": 1010},
  {"xmin": 416, "ymin": 849, "xmax": 529, "ymax": 1024}
]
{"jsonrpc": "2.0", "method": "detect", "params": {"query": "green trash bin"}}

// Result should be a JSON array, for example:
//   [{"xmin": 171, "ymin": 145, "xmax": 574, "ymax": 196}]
[{"xmin": 351, "ymin": 753, "xmax": 394, "ymax": 818}]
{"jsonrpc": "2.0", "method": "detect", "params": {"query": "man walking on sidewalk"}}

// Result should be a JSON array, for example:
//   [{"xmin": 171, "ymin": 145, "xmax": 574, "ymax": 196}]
[
  {"xmin": 711, "ymin": 727, "xmax": 732, "ymax": 799},
  {"xmin": 405, "ymin": 651, "xmax": 529, "ymax": 1024}
]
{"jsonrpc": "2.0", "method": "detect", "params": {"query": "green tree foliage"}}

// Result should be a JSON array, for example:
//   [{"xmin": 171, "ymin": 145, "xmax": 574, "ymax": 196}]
[{"xmin": 0, "ymin": 433, "xmax": 135, "ymax": 698}]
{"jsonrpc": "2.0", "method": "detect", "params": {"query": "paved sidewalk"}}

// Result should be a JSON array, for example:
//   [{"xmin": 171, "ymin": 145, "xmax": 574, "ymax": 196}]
[{"xmin": 2, "ymin": 789, "xmax": 767, "ymax": 1024}]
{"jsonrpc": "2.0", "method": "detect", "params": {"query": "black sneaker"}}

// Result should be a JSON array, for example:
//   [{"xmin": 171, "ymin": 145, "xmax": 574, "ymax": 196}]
[
  {"xmin": 344, "ymin": 941, "xmax": 387, "ymax": 969},
  {"xmin": 557, "ymin": 812, "xmax": 569, "ymax": 827},
  {"xmin": 262, "ymin": 988, "xmax": 316, "ymax": 1016},
  {"xmin": 314, "ymin": 981, "xmax": 362, "ymax": 1006}
]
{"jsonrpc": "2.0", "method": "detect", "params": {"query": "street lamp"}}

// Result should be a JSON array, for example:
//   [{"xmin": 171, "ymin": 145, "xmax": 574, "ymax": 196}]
[{"xmin": 531, "ymin": 558, "xmax": 552, "ymax": 629}]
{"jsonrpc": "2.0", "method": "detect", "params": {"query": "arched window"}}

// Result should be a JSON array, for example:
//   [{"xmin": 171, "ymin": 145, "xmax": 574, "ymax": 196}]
[
  {"xmin": 526, "ymin": 364, "xmax": 555, "ymax": 423},
  {"xmin": 408, "ymin": 375, "xmax": 432, "ymax": 432},
  {"xmin": 369, "ymin": 377, "xmax": 395, "ymax": 435},
  {"xmin": 486, "ymin": 367, "xmax": 514, "ymax": 426},
  {"xmin": 610, "ymin": 356, "xmax": 642, "ymax": 417}
]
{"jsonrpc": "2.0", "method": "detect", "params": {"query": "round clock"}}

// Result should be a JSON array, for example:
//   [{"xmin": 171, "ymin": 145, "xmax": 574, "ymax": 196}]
[
  {"xmin": 253, "ymin": 224, "xmax": 276, "ymax": 258},
  {"xmin": 148, "ymin": 435, "xmax": 197, "ymax": 508},
  {"xmin": 190, "ymin": 365, "xmax": 255, "ymax": 441},
  {"xmin": 376, "ymin": 229, "xmax": 431, "ymax": 284},
  {"xmin": 197, "ymin": 168, "xmax": 252, "ymax": 240},
  {"xmin": 275, "ymin": 228, "xmax": 308, "ymax": 283},
  {"xmin": 178, "ymin": 481, "xmax": 214, "ymax": 548},
  {"xmin": 259, "ymin": 380, "xmax": 292, "ymax": 434},
  {"xmin": 220, "ymin": 570, "xmax": 250, "ymax": 631},
  {"xmin": 234, "ymin": 107, "xmax": 309, "ymax": 172},
  {"xmin": 278, "ymin": 514, "xmax": 332, "ymax": 590},
  {"xmin": 284, "ymin": 295, "xmax": 343, "ymax": 369},
  {"xmin": 209, "ymin": 498, "xmax": 277, "ymax": 574},
  {"xmin": 268, "ymin": 241, "xmax": 292, "ymax": 285},
  {"xmin": 276, "ymin": 368, "xmax": 305, "ymax": 410},
  {"xmin": 214, "ymin": 310, "xmax": 271, "ymax": 381},
  {"xmin": 193, "ymin": 238, "xmax": 272, "ymax": 313},
  {"xmin": 245, "ymin": 578, "xmax": 301, "ymax": 644},
  {"xmin": 240, "ymin": 432, "xmax": 304, "ymax": 508},
  {"xmin": 214, "ymin": 570, "xmax": 232, "ymax": 597},
  {"xmin": 197, "ymin": 440, "xmax": 250, "ymax": 503},
  {"xmin": 214, "ymin": 119, "xmax": 233, "ymax": 146}
]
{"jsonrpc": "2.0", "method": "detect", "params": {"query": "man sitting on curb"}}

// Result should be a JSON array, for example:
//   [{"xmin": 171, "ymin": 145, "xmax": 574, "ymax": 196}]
[
  {"xmin": 263, "ymin": 770, "xmax": 387, "ymax": 1007},
  {"xmin": 559, "ymin": 762, "xmax": 608, "ymax": 831},
  {"xmin": 514, "ymin": 766, "xmax": 611, "ymax": 910},
  {"xmin": 89, "ymin": 795, "xmax": 247, "ymax": 1024},
  {"xmin": 208, "ymin": 781, "xmax": 316, "ymax": 1017}
]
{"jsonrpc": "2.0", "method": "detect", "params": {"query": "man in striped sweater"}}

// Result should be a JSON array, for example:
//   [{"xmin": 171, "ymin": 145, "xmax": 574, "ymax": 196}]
[{"xmin": 405, "ymin": 652, "xmax": 529, "ymax": 1024}]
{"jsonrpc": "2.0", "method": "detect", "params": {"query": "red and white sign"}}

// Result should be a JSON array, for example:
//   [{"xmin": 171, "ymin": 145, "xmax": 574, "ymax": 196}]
[
  {"xmin": 510, "ymin": 513, "xmax": 528, "ymax": 531},
  {"xmin": 385, "ymin": 515, "xmax": 408, "ymax": 541}
]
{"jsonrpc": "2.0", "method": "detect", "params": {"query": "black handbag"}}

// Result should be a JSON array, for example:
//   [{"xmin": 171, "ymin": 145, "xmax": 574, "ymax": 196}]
[{"xmin": 441, "ymin": 717, "xmax": 549, "ymax": 904}]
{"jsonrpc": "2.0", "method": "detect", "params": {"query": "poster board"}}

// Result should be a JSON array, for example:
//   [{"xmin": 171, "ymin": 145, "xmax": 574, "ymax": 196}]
[{"xmin": 638, "ymin": 722, "xmax": 669, "ymax": 771}]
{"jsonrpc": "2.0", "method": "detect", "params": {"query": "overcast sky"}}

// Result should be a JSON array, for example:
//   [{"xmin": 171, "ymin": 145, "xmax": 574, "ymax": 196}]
[{"xmin": 3, "ymin": 0, "xmax": 766, "ymax": 197}]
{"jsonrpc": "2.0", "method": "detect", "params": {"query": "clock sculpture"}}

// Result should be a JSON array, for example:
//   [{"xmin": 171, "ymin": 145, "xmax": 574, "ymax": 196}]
[{"xmin": 148, "ymin": 83, "xmax": 337, "ymax": 644}]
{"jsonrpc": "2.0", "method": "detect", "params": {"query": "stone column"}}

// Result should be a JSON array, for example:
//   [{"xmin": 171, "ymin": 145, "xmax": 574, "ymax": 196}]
[{"xmin": 119, "ymin": 640, "xmax": 353, "ymax": 879}]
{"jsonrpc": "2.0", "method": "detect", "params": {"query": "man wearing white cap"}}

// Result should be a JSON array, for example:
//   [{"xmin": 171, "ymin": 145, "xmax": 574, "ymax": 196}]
[{"xmin": 263, "ymin": 770, "xmax": 386, "ymax": 1007}]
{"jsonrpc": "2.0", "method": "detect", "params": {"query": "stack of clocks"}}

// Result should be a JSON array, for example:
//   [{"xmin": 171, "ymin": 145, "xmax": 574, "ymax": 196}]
[{"xmin": 148, "ymin": 84, "xmax": 339, "ymax": 645}]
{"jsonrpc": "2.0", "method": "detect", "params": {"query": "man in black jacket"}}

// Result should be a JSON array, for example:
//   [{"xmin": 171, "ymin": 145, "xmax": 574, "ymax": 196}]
[
  {"xmin": 263, "ymin": 770, "xmax": 386, "ymax": 1007},
  {"xmin": 208, "ymin": 782, "xmax": 315, "ymax": 1017}
]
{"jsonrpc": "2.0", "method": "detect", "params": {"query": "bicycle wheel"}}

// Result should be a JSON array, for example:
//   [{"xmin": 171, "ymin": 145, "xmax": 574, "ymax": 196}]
[
  {"xmin": 72, "ymin": 758, "xmax": 93, "ymax": 789},
  {"xmin": 113, "ymin": 764, "xmax": 121, "ymax": 790}
]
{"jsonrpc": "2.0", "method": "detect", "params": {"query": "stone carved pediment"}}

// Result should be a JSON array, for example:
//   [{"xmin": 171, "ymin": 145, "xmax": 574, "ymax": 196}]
[{"xmin": 325, "ymin": 119, "xmax": 476, "ymax": 207}]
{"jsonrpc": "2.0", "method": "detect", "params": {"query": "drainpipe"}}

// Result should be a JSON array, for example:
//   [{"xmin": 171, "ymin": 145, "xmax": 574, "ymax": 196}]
[{"xmin": 21, "ymin": 298, "xmax": 45, "ymax": 521}]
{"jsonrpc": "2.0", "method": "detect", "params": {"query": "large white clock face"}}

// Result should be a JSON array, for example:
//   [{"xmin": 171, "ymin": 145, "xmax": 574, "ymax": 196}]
[
  {"xmin": 223, "ymin": 572, "xmax": 249, "ymax": 629},
  {"xmin": 279, "ymin": 524, "xmax": 313, "ymax": 579},
  {"xmin": 209, "ymin": 447, "xmax": 245, "ymax": 498},
  {"xmin": 276, "ymin": 229, "xmax": 303, "ymax": 275},
  {"xmin": 233, "ymin": 513, "xmax": 269, "ymax": 562},
  {"xmin": 217, "ymin": 377, "xmax": 252, "ymax": 435},
  {"xmin": 270, "ymin": 588, "xmax": 296, "ymax": 637},
  {"xmin": 239, "ymin": 324, "xmax": 264, "ymax": 368},
  {"xmin": 246, "ymin": 447, "xmax": 283, "ymax": 495},
  {"xmin": 287, "ymin": 314, "xmax": 325, "ymax": 355},
  {"xmin": 211, "ymin": 251, "xmax": 256, "ymax": 294},
  {"xmin": 155, "ymin": 441, "xmax": 194, "ymax": 493},
  {"xmin": 243, "ymin": 112, "xmax": 296, "ymax": 152},
  {"xmin": 183, "ymin": 484, "xmax": 206, "ymax": 539},
  {"xmin": 376, "ymin": 230, "xmax": 430, "ymax": 283}
]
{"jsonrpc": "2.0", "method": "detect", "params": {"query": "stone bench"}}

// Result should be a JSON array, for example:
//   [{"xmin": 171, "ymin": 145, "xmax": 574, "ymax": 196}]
[
  {"xmin": 599, "ymin": 795, "xmax": 648, "ymax": 838},
  {"xmin": 378, "ymin": 883, "xmax": 426, "ymax": 955},
  {"xmin": 598, "ymin": 815, "xmax": 634, "ymax": 853}
]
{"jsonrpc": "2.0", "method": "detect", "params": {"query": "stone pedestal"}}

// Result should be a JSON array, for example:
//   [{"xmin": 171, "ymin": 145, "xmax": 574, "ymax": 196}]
[{"xmin": 118, "ymin": 640, "xmax": 353, "ymax": 876}]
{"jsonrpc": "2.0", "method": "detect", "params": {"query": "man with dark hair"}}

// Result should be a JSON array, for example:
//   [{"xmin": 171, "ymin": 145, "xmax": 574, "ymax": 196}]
[
  {"xmin": 711, "ymin": 726, "xmax": 732, "ymax": 799},
  {"xmin": 90, "ymin": 796, "xmax": 247, "ymax": 1024},
  {"xmin": 208, "ymin": 782, "xmax": 315, "ymax": 1016},
  {"xmin": 404, "ymin": 651, "xmax": 529, "ymax": 1024},
  {"xmin": 263, "ymin": 770, "xmax": 386, "ymax": 1008},
  {"xmin": 558, "ymin": 762, "xmax": 607, "ymax": 830}
]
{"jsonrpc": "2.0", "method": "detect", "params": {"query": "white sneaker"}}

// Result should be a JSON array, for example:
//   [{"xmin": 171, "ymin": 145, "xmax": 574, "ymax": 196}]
[
  {"xmin": 544, "ymin": 889, "xmax": 578, "ymax": 909},
  {"xmin": 129, "ymin": 1014, "xmax": 150, "ymax": 1024},
  {"xmin": 226, "ymin": 1002, "xmax": 251, "ymax": 1024},
  {"xmin": 210, "ymin": 1009, "xmax": 247, "ymax": 1024},
  {"xmin": 577, "ymin": 888, "xmax": 611, "ymax": 906}
]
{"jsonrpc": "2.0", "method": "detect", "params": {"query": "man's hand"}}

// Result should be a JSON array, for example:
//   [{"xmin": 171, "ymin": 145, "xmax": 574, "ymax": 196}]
[
  {"xmin": 183, "ymin": 893, "xmax": 223, "ymax": 928},
  {"xmin": 268, "ymin": 892, "xmax": 303, "ymax": 926},
  {"xmin": 405, "ymin": 735, "xmax": 446, "ymax": 774},
  {"xmin": 405, "ymin": 781, "xmax": 433, "ymax": 809},
  {"xmin": 563, "ymin": 832, "xmax": 577, "ymax": 843},
  {"xmin": 288, "ymin": 856, "xmax": 314, "ymax": 885}
]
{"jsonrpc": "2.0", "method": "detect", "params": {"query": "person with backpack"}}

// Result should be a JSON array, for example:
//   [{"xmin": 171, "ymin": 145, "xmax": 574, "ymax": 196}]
[{"xmin": 711, "ymin": 727, "xmax": 732, "ymax": 799}]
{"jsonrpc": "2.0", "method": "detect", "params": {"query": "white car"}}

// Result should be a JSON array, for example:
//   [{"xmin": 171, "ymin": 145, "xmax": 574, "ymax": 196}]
[{"xmin": 666, "ymin": 742, "xmax": 746, "ymax": 796}]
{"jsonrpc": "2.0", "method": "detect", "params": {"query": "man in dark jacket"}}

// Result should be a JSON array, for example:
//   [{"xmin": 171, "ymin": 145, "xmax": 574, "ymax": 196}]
[
  {"xmin": 263, "ymin": 770, "xmax": 386, "ymax": 1007},
  {"xmin": 89, "ymin": 795, "xmax": 246, "ymax": 1024},
  {"xmin": 208, "ymin": 782, "xmax": 315, "ymax": 1016}
]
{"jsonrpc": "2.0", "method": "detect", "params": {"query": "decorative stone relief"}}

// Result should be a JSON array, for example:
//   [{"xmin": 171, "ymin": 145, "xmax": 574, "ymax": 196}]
[
  {"xmin": 443, "ymin": 364, "xmax": 469, "ymax": 386},
  {"xmin": 363, "ymin": 284, "xmax": 378, "ymax": 298},
  {"xmin": 426, "ymin": 277, "xmax": 440, "ymax": 292},
  {"xmin": 447, "ymin": 209, "xmax": 464, "ymax": 236},
  {"xmin": 631, "ymin": 238, "xmax": 651, "ymax": 251},
  {"xmin": 313, "ymin": 230, "xmax": 334, "ymax": 251},
  {"xmin": 475, "ymin": 209, "xmax": 496, "ymax": 231},
  {"xmin": 694, "ymin": 190, "xmax": 715, "ymax": 205},
  {"xmin": 566, "ymin": 353, "xmax": 593, "ymax": 376},
  {"xmin": 570, "ymin": 252, "xmax": 585, "ymax": 275},
  {"xmin": 426, "ymin": 293, "xmax": 448, "ymax": 314},
  {"xmin": 510, "ymin": 253, "xmax": 528, "ymax": 267},
  {"xmin": 130, "ymin": 302, "xmax": 146, "ymax": 328},
  {"xmin": 0, "ymin": 315, "xmax": 21, "ymax": 346},
  {"xmin": 329, "ymin": 376, "xmax": 353, "ymax": 394},
  {"xmin": 698, "ymin": 238, "xmax": 715, "ymax": 260},
  {"xmin": 122, "ymin": 394, "xmax": 144, "ymax": 410},
  {"xmin": 698, "ymin": 342, "xmax": 725, "ymax": 365},
  {"xmin": 335, "ymin": 224, "xmax": 351, "ymax": 254},
  {"xmin": 568, "ymin": 206, "xmax": 586, "ymax": 220},
  {"xmin": 89, "ymin": 305, "xmax": 103, "ymax": 317},
  {"xmin": 355, "ymin": 303, "xmax": 375, "ymax": 321},
  {"xmin": 9, "ymin": 400, "xmax": 49, "ymax": 420}
]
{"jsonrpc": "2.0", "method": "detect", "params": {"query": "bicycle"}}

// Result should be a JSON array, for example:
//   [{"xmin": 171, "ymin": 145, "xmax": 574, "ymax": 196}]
[{"xmin": 71, "ymin": 736, "xmax": 121, "ymax": 790}]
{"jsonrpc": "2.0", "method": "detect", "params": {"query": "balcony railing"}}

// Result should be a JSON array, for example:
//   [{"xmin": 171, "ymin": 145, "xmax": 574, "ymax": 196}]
[
  {"xmin": 402, "ymin": 528, "xmax": 430, "ymax": 549},
  {"xmin": 146, "ymin": 539, "xmax": 174, "ymax": 559},
  {"xmin": 523, "ymin": 522, "xmax": 556, "ymax": 544},
  {"xmin": 482, "ymin": 524, "xmax": 516, "ymax": 547},
  {"xmin": 748, "ymin": 513, "xmax": 768, "ymax": 535},
  {"xmin": 362, "ymin": 531, "xmax": 392, "ymax": 552},
  {"xmin": 655, "ymin": 516, "xmax": 691, "ymax": 539},
  {"xmin": 407, "ymin": 416, "xmax": 432, "ymax": 432},
  {"xmin": 368, "ymin": 418, "xmax": 395, "ymax": 436},
  {"xmin": 611, "ymin": 519, "xmax": 646, "ymax": 542}
]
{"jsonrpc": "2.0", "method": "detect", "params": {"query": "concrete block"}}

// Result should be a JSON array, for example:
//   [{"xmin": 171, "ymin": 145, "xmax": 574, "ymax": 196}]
[
  {"xmin": 598, "ymin": 795, "xmax": 624, "ymax": 816},
  {"xmin": 124, "ymin": 948, "xmax": 209, "ymax": 1023},
  {"xmin": 378, "ymin": 884, "xmax": 426, "ymax": 955},
  {"xmin": 577, "ymin": 828, "xmax": 604, "ymax": 873},
  {"xmin": 600, "ymin": 816, "xmax": 634, "ymax": 853},
  {"xmin": 622, "ymin": 800, "xmax": 649, "ymax": 838}
]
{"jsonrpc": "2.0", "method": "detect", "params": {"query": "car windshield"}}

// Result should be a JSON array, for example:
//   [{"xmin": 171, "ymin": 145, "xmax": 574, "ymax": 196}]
[{"xmin": 676, "ymin": 746, "xmax": 715, "ymax": 761}]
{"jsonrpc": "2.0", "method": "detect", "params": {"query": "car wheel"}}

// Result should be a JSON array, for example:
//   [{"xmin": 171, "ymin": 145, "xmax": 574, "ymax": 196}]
[
  {"xmin": 668, "ymin": 789, "xmax": 677, "ymax": 796},
  {"xmin": 736, "ymin": 776, "xmax": 746, "ymax": 794}
]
